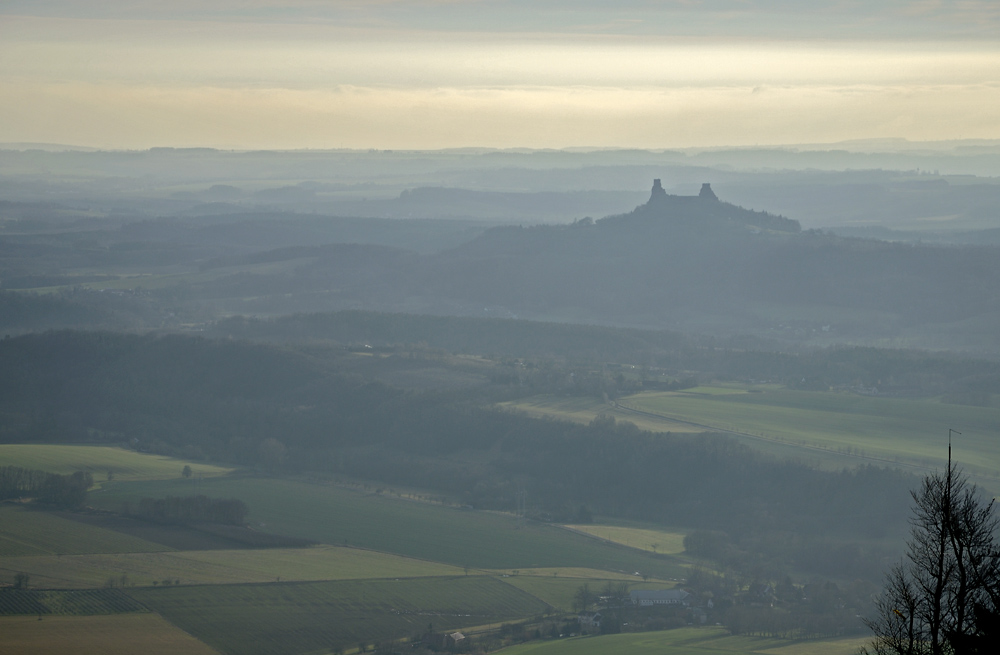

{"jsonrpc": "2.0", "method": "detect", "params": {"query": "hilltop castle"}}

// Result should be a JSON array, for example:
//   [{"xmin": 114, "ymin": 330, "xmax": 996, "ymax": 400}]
[{"xmin": 648, "ymin": 179, "xmax": 718, "ymax": 204}]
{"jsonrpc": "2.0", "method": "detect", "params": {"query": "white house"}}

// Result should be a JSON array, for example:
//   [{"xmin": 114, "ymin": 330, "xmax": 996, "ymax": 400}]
[{"xmin": 630, "ymin": 589, "xmax": 691, "ymax": 607}]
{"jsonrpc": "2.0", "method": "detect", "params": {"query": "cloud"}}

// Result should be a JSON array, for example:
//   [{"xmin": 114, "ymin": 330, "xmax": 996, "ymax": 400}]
[
  {"xmin": 3, "ymin": 6, "xmax": 998, "ymax": 148},
  {"xmin": 4, "ymin": 17, "xmax": 998, "ymax": 90},
  {"xmin": 3, "ymin": 79, "xmax": 999, "ymax": 150}
]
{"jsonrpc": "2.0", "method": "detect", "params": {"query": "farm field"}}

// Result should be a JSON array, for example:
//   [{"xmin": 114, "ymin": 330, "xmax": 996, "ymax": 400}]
[
  {"xmin": 501, "ymin": 393, "xmax": 871, "ymax": 473},
  {"xmin": 563, "ymin": 524, "xmax": 688, "ymax": 556},
  {"xmin": 128, "ymin": 575, "xmax": 551, "ymax": 655},
  {"xmin": 621, "ymin": 388, "xmax": 1000, "ymax": 477},
  {"xmin": 0, "ymin": 588, "xmax": 146, "ymax": 616},
  {"xmin": 506, "ymin": 387, "xmax": 1000, "ymax": 486},
  {"xmin": 0, "ymin": 444, "xmax": 232, "ymax": 484},
  {"xmin": 0, "ymin": 545, "xmax": 466, "ymax": 588},
  {"xmin": 497, "ymin": 626, "xmax": 871, "ymax": 655},
  {"xmin": 501, "ymin": 395, "xmax": 701, "ymax": 433},
  {"xmin": 0, "ymin": 613, "xmax": 220, "ymax": 655},
  {"xmin": 0, "ymin": 506, "xmax": 168, "ymax": 557},
  {"xmin": 89, "ymin": 476, "xmax": 688, "ymax": 578}
]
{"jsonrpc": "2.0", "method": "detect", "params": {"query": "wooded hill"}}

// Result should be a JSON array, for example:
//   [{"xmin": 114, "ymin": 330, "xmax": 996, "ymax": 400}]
[{"xmin": 407, "ymin": 188, "xmax": 1000, "ymax": 345}]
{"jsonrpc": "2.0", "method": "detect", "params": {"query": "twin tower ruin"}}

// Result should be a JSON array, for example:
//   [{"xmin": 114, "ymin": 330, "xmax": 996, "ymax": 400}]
[{"xmin": 649, "ymin": 179, "xmax": 718, "ymax": 203}]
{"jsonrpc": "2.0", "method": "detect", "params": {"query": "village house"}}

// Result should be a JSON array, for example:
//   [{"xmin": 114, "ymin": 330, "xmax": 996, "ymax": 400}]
[{"xmin": 630, "ymin": 589, "xmax": 692, "ymax": 607}]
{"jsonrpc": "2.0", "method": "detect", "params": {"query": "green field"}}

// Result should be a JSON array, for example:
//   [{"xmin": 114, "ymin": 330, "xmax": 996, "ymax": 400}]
[
  {"xmin": 0, "ymin": 545, "xmax": 466, "ymax": 588},
  {"xmin": 0, "ymin": 506, "xmax": 168, "ymax": 557},
  {"xmin": 502, "ymin": 393, "xmax": 868, "ymax": 473},
  {"xmin": 621, "ymin": 388, "xmax": 1000, "ymax": 480},
  {"xmin": 502, "ymin": 395, "xmax": 702, "ymax": 433},
  {"xmin": 506, "ymin": 387, "xmax": 1000, "ymax": 485},
  {"xmin": 497, "ymin": 626, "xmax": 870, "ymax": 655},
  {"xmin": 564, "ymin": 525, "xmax": 688, "ymax": 556},
  {"xmin": 0, "ymin": 444, "xmax": 232, "ymax": 484},
  {"xmin": 128, "ymin": 575, "xmax": 551, "ymax": 655},
  {"xmin": 0, "ymin": 614, "xmax": 220, "ymax": 655},
  {"xmin": 89, "ymin": 476, "xmax": 688, "ymax": 578}
]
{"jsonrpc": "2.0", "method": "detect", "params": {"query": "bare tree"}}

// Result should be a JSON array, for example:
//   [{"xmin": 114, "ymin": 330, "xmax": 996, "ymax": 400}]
[{"xmin": 862, "ymin": 445, "xmax": 999, "ymax": 655}]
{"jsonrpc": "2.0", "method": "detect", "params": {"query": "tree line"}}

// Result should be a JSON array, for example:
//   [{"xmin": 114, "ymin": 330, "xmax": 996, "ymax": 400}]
[
  {"xmin": 212, "ymin": 310, "xmax": 1000, "ymax": 397},
  {"xmin": 0, "ymin": 465, "xmax": 92, "ymax": 508}
]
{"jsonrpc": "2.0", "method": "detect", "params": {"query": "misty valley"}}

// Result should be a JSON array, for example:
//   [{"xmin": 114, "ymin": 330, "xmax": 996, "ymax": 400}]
[{"xmin": 2, "ymin": 147, "xmax": 1000, "ymax": 655}]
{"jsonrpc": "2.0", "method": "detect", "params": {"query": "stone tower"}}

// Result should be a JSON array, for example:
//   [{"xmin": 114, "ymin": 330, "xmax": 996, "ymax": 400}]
[
  {"xmin": 699, "ymin": 183, "xmax": 718, "ymax": 201},
  {"xmin": 649, "ymin": 178, "xmax": 667, "ymax": 202}
]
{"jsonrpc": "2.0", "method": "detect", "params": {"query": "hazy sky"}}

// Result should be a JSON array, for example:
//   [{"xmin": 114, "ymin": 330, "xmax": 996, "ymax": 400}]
[{"xmin": 2, "ymin": 1, "xmax": 999, "ymax": 149}]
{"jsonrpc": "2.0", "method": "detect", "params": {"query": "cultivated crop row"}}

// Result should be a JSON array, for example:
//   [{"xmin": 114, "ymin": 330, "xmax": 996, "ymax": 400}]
[{"xmin": 0, "ymin": 588, "xmax": 146, "ymax": 615}]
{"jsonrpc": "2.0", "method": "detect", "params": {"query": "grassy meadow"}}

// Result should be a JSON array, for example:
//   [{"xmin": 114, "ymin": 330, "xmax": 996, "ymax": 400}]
[
  {"xmin": 88, "ymin": 476, "xmax": 688, "ymax": 578},
  {"xmin": 506, "ymin": 387, "xmax": 1000, "ymax": 487},
  {"xmin": 496, "ymin": 626, "xmax": 871, "ymax": 655},
  {"xmin": 0, "ymin": 444, "xmax": 232, "ymax": 484},
  {"xmin": 621, "ymin": 387, "xmax": 1000, "ymax": 479}
]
